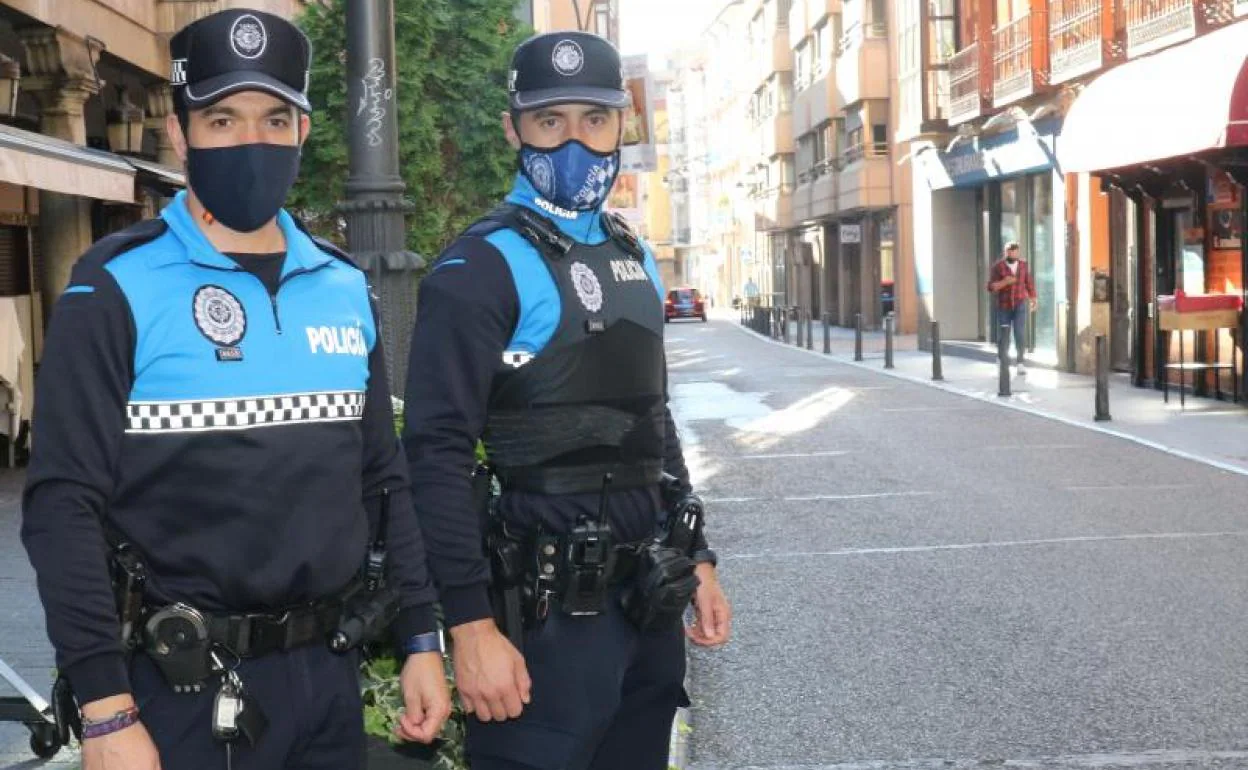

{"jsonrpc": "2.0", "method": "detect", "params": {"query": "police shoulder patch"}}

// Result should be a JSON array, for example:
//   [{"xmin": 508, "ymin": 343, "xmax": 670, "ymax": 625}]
[{"xmin": 192, "ymin": 285, "xmax": 247, "ymax": 347}]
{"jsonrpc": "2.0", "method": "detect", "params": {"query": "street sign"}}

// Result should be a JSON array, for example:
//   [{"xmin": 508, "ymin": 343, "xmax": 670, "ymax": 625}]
[{"xmin": 840, "ymin": 224, "xmax": 862, "ymax": 244}]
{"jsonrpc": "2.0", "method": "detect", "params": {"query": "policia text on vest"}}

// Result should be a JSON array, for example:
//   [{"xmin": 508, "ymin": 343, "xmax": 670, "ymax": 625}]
[{"xmin": 20, "ymin": 9, "xmax": 450, "ymax": 770}]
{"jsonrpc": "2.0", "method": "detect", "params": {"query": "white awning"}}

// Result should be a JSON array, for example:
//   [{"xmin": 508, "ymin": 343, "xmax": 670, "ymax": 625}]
[
  {"xmin": 1058, "ymin": 19, "xmax": 1248, "ymax": 174},
  {"xmin": 0, "ymin": 124, "xmax": 135, "ymax": 203}
]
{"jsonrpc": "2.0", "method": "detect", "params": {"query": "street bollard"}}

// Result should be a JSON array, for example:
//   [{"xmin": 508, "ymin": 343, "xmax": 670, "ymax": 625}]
[
  {"xmin": 774, "ymin": 307, "xmax": 782, "ymax": 340},
  {"xmin": 796, "ymin": 309, "xmax": 804, "ymax": 347},
  {"xmin": 805, "ymin": 311, "xmax": 813, "ymax": 350},
  {"xmin": 1095, "ymin": 334, "xmax": 1111, "ymax": 421},
  {"xmin": 822, "ymin": 313, "xmax": 831, "ymax": 354},
  {"xmin": 782, "ymin": 309, "xmax": 790, "ymax": 344},
  {"xmin": 854, "ymin": 314, "xmax": 864, "ymax": 362},
  {"xmin": 884, "ymin": 314, "xmax": 895, "ymax": 369},
  {"xmin": 997, "ymin": 324, "xmax": 1011, "ymax": 397},
  {"xmin": 931, "ymin": 320, "xmax": 944, "ymax": 381}
]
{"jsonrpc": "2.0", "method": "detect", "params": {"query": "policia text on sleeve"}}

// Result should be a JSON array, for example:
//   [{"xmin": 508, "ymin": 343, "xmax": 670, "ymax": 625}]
[{"xmin": 20, "ymin": 8, "xmax": 446, "ymax": 770}]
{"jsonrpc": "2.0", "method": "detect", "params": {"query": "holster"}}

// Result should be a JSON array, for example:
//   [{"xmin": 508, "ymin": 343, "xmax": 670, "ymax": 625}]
[{"xmin": 617, "ymin": 541, "xmax": 700, "ymax": 632}]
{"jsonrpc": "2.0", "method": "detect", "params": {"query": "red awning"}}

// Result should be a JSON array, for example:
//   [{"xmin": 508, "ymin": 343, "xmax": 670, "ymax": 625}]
[{"xmin": 1058, "ymin": 20, "xmax": 1248, "ymax": 174}]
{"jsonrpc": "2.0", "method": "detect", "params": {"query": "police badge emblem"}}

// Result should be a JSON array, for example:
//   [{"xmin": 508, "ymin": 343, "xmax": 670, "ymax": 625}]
[
  {"xmin": 230, "ymin": 14, "xmax": 268, "ymax": 60},
  {"xmin": 569, "ymin": 262, "xmax": 604, "ymax": 313},
  {"xmin": 193, "ymin": 286, "xmax": 248, "ymax": 348},
  {"xmin": 524, "ymin": 153, "xmax": 558, "ymax": 199},
  {"xmin": 551, "ymin": 40, "xmax": 585, "ymax": 77}
]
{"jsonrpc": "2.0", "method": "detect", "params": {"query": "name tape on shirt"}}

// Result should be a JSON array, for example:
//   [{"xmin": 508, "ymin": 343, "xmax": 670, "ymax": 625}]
[{"xmin": 306, "ymin": 326, "xmax": 368, "ymax": 357}]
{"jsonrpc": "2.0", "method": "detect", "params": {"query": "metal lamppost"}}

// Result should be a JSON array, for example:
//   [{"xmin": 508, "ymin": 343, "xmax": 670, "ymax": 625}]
[{"xmin": 340, "ymin": 0, "xmax": 424, "ymax": 396}]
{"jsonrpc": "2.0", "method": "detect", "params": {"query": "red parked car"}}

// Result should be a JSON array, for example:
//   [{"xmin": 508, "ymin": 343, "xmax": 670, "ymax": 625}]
[{"xmin": 665, "ymin": 287, "xmax": 707, "ymax": 323}]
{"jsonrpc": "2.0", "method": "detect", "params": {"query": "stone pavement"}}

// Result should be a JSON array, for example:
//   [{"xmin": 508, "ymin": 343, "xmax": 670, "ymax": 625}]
[{"xmin": 731, "ymin": 309, "xmax": 1248, "ymax": 477}]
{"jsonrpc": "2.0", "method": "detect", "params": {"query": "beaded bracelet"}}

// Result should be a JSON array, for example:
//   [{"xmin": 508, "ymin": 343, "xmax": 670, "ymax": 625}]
[{"xmin": 81, "ymin": 706, "xmax": 140, "ymax": 740}]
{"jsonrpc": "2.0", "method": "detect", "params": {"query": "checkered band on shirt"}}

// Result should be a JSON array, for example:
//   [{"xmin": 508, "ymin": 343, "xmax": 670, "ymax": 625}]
[{"xmin": 126, "ymin": 391, "xmax": 366, "ymax": 433}]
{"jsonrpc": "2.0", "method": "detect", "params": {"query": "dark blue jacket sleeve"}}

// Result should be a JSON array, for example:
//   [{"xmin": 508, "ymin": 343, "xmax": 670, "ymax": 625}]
[
  {"xmin": 402, "ymin": 241, "xmax": 518, "ymax": 628},
  {"xmin": 362, "ymin": 297, "xmax": 438, "ymax": 646},
  {"xmin": 21, "ymin": 261, "xmax": 134, "ymax": 704}
]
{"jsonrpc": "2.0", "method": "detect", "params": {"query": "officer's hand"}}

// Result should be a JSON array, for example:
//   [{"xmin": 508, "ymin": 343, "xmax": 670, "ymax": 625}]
[
  {"xmin": 80, "ymin": 699, "xmax": 162, "ymax": 770},
  {"xmin": 686, "ymin": 563, "xmax": 731, "ymax": 647},
  {"xmin": 395, "ymin": 651, "xmax": 453, "ymax": 744},
  {"xmin": 449, "ymin": 619, "xmax": 531, "ymax": 722}
]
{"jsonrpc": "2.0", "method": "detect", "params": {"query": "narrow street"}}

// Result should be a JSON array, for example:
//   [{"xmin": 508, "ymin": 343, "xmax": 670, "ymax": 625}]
[{"xmin": 671, "ymin": 317, "xmax": 1248, "ymax": 770}]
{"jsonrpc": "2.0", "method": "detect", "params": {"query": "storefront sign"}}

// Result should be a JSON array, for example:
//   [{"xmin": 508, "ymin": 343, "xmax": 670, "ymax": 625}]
[
  {"xmin": 840, "ymin": 224, "xmax": 861, "ymax": 244},
  {"xmin": 0, "ymin": 212, "xmax": 29, "ymax": 227},
  {"xmin": 922, "ymin": 120, "xmax": 1060, "ymax": 190}
]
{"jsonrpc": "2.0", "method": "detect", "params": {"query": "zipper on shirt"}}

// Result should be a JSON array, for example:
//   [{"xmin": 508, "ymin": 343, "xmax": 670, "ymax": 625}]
[{"xmin": 189, "ymin": 260, "xmax": 333, "ymax": 336}]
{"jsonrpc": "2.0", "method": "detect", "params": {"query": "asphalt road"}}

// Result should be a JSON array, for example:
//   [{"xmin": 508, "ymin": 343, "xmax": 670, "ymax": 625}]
[{"xmin": 669, "ymin": 318, "xmax": 1248, "ymax": 770}]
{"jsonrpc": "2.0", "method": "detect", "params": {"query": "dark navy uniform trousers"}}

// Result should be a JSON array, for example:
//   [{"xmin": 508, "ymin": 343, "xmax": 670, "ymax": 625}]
[
  {"xmin": 131, "ymin": 644, "xmax": 365, "ymax": 770},
  {"xmin": 466, "ymin": 594, "xmax": 688, "ymax": 770}
]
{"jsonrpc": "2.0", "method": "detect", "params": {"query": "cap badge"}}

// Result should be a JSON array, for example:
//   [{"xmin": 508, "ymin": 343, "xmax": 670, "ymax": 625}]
[
  {"xmin": 230, "ymin": 14, "xmax": 268, "ymax": 60},
  {"xmin": 552, "ymin": 40, "xmax": 585, "ymax": 77}
]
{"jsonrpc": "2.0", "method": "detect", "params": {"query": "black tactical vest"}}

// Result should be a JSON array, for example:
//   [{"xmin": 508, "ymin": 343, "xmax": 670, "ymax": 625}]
[{"xmin": 466, "ymin": 205, "xmax": 666, "ymax": 496}]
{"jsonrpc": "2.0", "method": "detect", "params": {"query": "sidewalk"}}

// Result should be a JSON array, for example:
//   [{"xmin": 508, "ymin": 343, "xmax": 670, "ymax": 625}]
[{"xmin": 719, "ymin": 309, "xmax": 1248, "ymax": 477}]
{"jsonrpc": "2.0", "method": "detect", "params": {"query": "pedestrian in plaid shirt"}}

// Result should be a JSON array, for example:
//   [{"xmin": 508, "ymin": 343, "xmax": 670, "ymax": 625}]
[{"xmin": 987, "ymin": 242, "xmax": 1037, "ymax": 375}]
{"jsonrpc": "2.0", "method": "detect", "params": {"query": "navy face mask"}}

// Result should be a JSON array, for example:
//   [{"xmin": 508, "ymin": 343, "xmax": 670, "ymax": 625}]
[
  {"xmin": 186, "ymin": 143, "xmax": 301, "ymax": 233},
  {"xmin": 519, "ymin": 139, "xmax": 620, "ymax": 212}
]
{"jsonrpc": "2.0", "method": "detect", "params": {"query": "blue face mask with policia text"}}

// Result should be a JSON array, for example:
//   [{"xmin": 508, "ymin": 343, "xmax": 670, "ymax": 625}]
[{"xmin": 519, "ymin": 139, "xmax": 621, "ymax": 212}]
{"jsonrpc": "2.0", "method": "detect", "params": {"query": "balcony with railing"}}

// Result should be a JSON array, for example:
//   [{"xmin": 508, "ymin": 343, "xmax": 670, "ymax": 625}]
[
  {"xmin": 837, "ymin": 142, "xmax": 891, "ymax": 211},
  {"xmin": 794, "ymin": 159, "xmax": 839, "ymax": 221},
  {"xmin": 1049, "ymin": 0, "xmax": 1113, "ymax": 83},
  {"xmin": 836, "ymin": 20, "xmax": 890, "ymax": 105},
  {"xmin": 947, "ymin": 42, "xmax": 988, "ymax": 125},
  {"xmin": 992, "ymin": 12, "xmax": 1048, "ymax": 106},
  {"xmin": 1122, "ymin": 0, "xmax": 1195, "ymax": 57},
  {"xmin": 755, "ymin": 184, "xmax": 796, "ymax": 231}
]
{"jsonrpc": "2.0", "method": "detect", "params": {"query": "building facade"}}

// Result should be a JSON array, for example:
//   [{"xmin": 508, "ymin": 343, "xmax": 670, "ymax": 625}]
[
  {"xmin": 529, "ymin": 0, "xmax": 618, "ymax": 40},
  {"xmin": 787, "ymin": 0, "xmax": 916, "ymax": 332},
  {"xmin": 0, "ymin": 0, "xmax": 314, "ymax": 460},
  {"xmin": 899, "ymin": 0, "xmax": 1248, "ymax": 397}
]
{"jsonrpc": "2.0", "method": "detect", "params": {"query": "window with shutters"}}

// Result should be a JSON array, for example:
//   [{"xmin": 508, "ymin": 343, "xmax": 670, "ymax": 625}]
[{"xmin": 0, "ymin": 226, "xmax": 32, "ymax": 297}]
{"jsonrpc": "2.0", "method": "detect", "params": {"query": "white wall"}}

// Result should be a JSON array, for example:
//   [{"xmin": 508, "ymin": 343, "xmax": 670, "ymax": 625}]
[{"xmin": 930, "ymin": 187, "xmax": 980, "ymax": 340}]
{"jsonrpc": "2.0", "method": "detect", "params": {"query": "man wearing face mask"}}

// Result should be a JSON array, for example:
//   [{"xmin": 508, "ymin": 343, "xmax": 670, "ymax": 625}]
[
  {"xmin": 403, "ymin": 31, "xmax": 733, "ymax": 770},
  {"xmin": 20, "ymin": 9, "xmax": 450, "ymax": 770}
]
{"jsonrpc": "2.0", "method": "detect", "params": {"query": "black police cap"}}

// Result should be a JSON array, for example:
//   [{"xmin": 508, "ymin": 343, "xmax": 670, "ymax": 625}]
[
  {"xmin": 170, "ymin": 9, "xmax": 312, "ymax": 113},
  {"xmin": 508, "ymin": 31, "xmax": 631, "ymax": 111}
]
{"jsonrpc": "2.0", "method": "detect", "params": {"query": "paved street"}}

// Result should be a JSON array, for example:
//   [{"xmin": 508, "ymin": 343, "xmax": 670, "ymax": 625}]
[
  {"xmin": 669, "ymin": 317, "xmax": 1248, "ymax": 770},
  {"xmin": 0, "ymin": 472, "xmax": 76, "ymax": 768}
]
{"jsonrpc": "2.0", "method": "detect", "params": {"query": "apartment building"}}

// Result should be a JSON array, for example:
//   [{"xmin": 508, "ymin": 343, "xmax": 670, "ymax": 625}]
[
  {"xmin": 0, "ymin": 0, "xmax": 314, "ymax": 458},
  {"xmin": 787, "ymin": 0, "xmax": 915, "ymax": 332},
  {"xmin": 663, "ymin": 0, "xmax": 752, "ymax": 308},
  {"xmin": 900, "ymin": 0, "xmax": 1248, "ymax": 396},
  {"xmin": 527, "ymin": 0, "xmax": 618, "ymax": 40}
]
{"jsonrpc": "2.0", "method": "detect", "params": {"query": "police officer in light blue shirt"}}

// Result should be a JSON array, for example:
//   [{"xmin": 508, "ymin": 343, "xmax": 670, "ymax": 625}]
[{"xmin": 22, "ymin": 9, "xmax": 449, "ymax": 770}]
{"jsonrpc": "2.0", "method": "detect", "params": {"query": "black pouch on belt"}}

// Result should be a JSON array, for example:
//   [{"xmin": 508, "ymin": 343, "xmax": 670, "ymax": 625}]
[{"xmin": 618, "ymin": 541, "xmax": 700, "ymax": 632}]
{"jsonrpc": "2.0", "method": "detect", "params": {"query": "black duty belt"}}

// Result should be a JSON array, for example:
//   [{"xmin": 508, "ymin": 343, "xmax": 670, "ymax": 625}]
[
  {"xmin": 496, "ymin": 461, "xmax": 662, "ymax": 495},
  {"xmin": 202, "ymin": 595, "xmax": 349, "ymax": 659}
]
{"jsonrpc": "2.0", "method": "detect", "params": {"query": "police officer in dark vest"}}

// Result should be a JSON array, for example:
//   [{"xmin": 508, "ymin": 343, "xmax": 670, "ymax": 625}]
[
  {"xmin": 403, "ymin": 31, "xmax": 733, "ymax": 770},
  {"xmin": 21, "ymin": 9, "xmax": 450, "ymax": 770}
]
